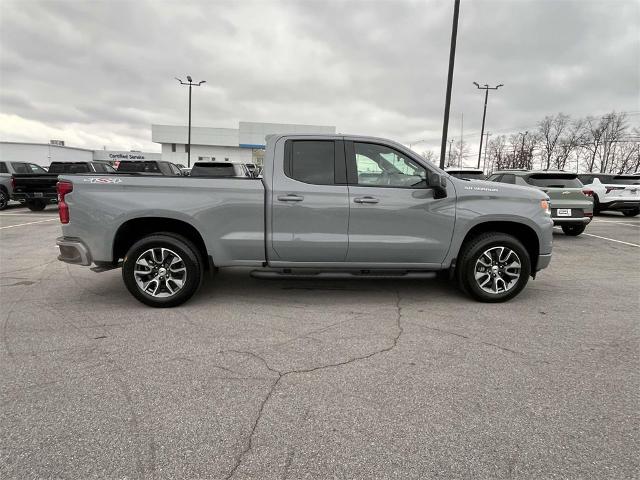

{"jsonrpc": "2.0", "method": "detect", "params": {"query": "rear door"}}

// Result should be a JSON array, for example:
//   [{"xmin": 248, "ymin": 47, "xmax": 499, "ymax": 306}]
[
  {"xmin": 270, "ymin": 138, "xmax": 350, "ymax": 262},
  {"xmin": 344, "ymin": 140, "xmax": 455, "ymax": 265}
]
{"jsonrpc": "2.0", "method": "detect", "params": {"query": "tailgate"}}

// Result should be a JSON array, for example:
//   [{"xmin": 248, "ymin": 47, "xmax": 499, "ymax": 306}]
[{"xmin": 12, "ymin": 174, "xmax": 59, "ymax": 196}]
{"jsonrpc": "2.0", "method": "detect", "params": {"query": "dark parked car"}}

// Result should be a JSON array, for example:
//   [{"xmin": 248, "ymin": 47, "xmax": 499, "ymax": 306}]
[
  {"xmin": 1, "ymin": 161, "xmax": 49, "ymax": 210},
  {"xmin": 116, "ymin": 160, "xmax": 182, "ymax": 176},
  {"xmin": 12, "ymin": 161, "xmax": 117, "ymax": 211}
]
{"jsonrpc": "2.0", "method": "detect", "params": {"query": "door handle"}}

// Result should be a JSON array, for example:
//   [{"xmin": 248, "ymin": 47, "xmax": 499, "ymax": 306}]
[
  {"xmin": 354, "ymin": 196, "xmax": 379, "ymax": 204},
  {"xmin": 277, "ymin": 194, "xmax": 304, "ymax": 202}
]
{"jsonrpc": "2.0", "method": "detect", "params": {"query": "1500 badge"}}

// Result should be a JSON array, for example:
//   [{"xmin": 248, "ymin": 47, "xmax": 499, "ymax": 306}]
[{"xmin": 83, "ymin": 177, "xmax": 122, "ymax": 184}]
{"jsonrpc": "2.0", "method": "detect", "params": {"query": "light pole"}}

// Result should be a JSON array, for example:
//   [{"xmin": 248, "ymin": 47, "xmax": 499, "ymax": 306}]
[
  {"xmin": 439, "ymin": 0, "xmax": 461, "ymax": 169},
  {"xmin": 176, "ymin": 76, "xmax": 206, "ymax": 167},
  {"xmin": 473, "ymin": 82, "xmax": 502, "ymax": 169}
]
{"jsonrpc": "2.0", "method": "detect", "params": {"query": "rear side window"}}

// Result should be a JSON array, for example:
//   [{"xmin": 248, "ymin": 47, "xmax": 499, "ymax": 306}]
[
  {"xmin": 117, "ymin": 161, "xmax": 161, "ymax": 173},
  {"xmin": 286, "ymin": 140, "xmax": 335, "ymax": 185},
  {"xmin": 609, "ymin": 176, "xmax": 640, "ymax": 185},
  {"xmin": 0, "ymin": 162, "xmax": 8, "ymax": 173},
  {"xmin": 500, "ymin": 174, "xmax": 515, "ymax": 184},
  {"xmin": 48, "ymin": 163, "xmax": 90, "ymax": 174},
  {"xmin": 525, "ymin": 175, "xmax": 583, "ymax": 188},
  {"xmin": 11, "ymin": 162, "xmax": 30, "ymax": 173},
  {"xmin": 191, "ymin": 163, "xmax": 237, "ymax": 177}
]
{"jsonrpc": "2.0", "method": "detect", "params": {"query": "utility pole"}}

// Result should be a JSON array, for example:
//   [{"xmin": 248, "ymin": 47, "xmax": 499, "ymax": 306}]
[
  {"xmin": 482, "ymin": 132, "xmax": 490, "ymax": 173},
  {"xmin": 176, "ymin": 76, "xmax": 206, "ymax": 168},
  {"xmin": 459, "ymin": 113, "xmax": 464, "ymax": 167},
  {"xmin": 473, "ymin": 82, "xmax": 503, "ymax": 169},
  {"xmin": 439, "ymin": 0, "xmax": 461, "ymax": 169}
]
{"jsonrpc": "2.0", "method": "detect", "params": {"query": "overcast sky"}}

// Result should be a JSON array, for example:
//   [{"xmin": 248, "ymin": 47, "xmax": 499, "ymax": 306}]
[{"xmin": 0, "ymin": 0, "xmax": 638, "ymax": 154}]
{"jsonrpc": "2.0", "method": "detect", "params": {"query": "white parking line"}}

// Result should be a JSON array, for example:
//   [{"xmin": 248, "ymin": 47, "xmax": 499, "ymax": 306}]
[
  {"xmin": 0, "ymin": 219, "xmax": 58, "ymax": 229},
  {"xmin": 0, "ymin": 213, "xmax": 56, "ymax": 217},
  {"xmin": 584, "ymin": 233, "xmax": 640, "ymax": 247},
  {"xmin": 592, "ymin": 219, "xmax": 640, "ymax": 228}
]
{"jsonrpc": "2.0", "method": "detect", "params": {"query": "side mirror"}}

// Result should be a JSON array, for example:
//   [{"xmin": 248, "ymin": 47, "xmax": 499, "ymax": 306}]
[{"xmin": 429, "ymin": 172, "xmax": 448, "ymax": 199}]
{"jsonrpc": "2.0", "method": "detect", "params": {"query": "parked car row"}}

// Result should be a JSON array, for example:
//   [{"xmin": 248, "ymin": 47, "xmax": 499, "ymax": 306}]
[{"xmin": 0, "ymin": 159, "xmax": 261, "ymax": 210}]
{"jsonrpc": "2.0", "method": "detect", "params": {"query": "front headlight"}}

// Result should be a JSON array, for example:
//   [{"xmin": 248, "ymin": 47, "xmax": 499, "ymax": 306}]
[{"xmin": 540, "ymin": 200, "xmax": 551, "ymax": 215}]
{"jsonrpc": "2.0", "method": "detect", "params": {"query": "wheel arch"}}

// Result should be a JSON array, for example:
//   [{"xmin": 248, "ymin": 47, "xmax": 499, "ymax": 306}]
[
  {"xmin": 458, "ymin": 221, "xmax": 540, "ymax": 275},
  {"xmin": 113, "ymin": 217, "xmax": 210, "ymax": 270}
]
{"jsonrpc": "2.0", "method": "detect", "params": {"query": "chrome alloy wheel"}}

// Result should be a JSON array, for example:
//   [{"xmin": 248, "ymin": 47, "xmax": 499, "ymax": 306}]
[
  {"xmin": 134, "ymin": 248, "xmax": 187, "ymax": 298},
  {"xmin": 474, "ymin": 246, "xmax": 521, "ymax": 294}
]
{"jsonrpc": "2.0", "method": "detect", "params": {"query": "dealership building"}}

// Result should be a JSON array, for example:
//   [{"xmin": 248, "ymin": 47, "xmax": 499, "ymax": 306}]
[
  {"xmin": 152, "ymin": 121, "xmax": 336, "ymax": 166},
  {"xmin": 1, "ymin": 121, "xmax": 335, "ymax": 168},
  {"xmin": 0, "ymin": 141, "xmax": 160, "ymax": 168}
]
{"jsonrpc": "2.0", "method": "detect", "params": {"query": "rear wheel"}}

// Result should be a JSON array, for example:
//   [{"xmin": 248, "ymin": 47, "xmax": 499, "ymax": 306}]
[
  {"xmin": 0, "ymin": 189, "xmax": 8, "ymax": 210},
  {"xmin": 457, "ymin": 232, "xmax": 531, "ymax": 303},
  {"xmin": 562, "ymin": 224, "xmax": 586, "ymax": 236},
  {"xmin": 122, "ymin": 233, "xmax": 203, "ymax": 308},
  {"xmin": 622, "ymin": 209, "xmax": 639, "ymax": 217},
  {"xmin": 26, "ymin": 199, "xmax": 46, "ymax": 211}
]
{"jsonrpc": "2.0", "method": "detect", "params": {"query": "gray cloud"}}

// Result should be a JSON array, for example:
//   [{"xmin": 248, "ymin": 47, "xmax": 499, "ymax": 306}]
[{"xmin": 0, "ymin": 0, "xmax": 638, "ymax": 152}]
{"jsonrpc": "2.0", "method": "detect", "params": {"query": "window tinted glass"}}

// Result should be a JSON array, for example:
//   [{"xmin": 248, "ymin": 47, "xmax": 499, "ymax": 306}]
[
  {"xmin": 117, "ymin": 161, "xmax": 161, "ymax": 173},
  {"xmin": 104, "ymin": 164, "xmax": 116, "ymax": 173},
  {"xmin": 93, "ymin": 163, "xmax": 106, "ymax": 173},
  {"xmin": 48, "ymin": 162, "xmax": 89, "ymax": 173},
  {"xmin": 191, "ymin": 162, "xmax": 238, "ymax": 177},
  {"xmin": 449, "ymin": 171, "xmax": 485, "ymax": 180},
  {"xmin": 0, "ymin": 162, "xmax": 8, "ymax": 173},
  {"xmin": 353, "ymin": 142, "xmax": 426, "ymax": 188},
  {"xmin": 11, "ymin": 162, "xmax": 30, "ymax": 173},
  {"xmin": 525, "ymin": 175, "xmax": 583, "ymax": 188},
  {"xmin": 28, "ymin": 163, "xmax": 46, "ymax": 173},
  {"xmin": 609, "ymin": 176, "xmax": 640, "ymax": 185},
  {"xmin": 487, "ymin": 174, "xmax": 502, "ymax": 182},
  {"xmin": 289, "ymin": 140, "xmax": 335, "ymax": 185},
  {"xmin": 500, "ymin": 174, "xmax": 516, "ymax": 184}
]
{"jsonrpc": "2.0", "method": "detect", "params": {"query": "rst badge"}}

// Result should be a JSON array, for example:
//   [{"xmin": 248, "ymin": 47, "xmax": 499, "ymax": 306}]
[{"xmin": 83, "ymin": 177, "xmax": 122, "ymax": 184}]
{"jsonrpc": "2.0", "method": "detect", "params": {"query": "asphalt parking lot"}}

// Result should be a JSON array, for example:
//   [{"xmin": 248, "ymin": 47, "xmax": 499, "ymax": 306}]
[{"xmin": 1, "ymin": 205, "xmax": 639, "ymax": 479}]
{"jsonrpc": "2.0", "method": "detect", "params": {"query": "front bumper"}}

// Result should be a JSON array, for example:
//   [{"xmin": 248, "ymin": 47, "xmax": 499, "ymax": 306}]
[
  {"xmin": 537, "ymin": 253, "xmax": 552, "ymax": 271},
  {"xmin": 56, "ymin": 237, "xmax": 92, "ymax": 266}
]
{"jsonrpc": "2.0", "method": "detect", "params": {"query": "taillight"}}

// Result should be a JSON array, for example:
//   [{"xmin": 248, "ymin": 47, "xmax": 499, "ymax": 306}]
[
  {"xmin": 11, "ymin": 176, "xmax": 16, "ymax": 190},
  {"xmin": 57, "ymin": 181, "xmax": 73, "ymax": 224},
  {"xmin": 582, "ymin": 189, "xmax": 593, "ymax": 197},
  {"xmin": 605, "ymin": 186, "xmax": 623, "ymax": 194}
]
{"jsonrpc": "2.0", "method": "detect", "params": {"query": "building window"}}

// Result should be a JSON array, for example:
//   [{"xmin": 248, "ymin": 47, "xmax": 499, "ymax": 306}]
[
  {"xmin": 211, "ymin": 157, "xmax": 215, "ymax": 161},
  {"xmin": 225, "ymin": 158, "xmax": 229, "ymax": 161},
  {"xmin": 198, "ymin": 156, "xmax": 203, "ymax": 161},
  {"xmin": 171, "ymin": 143, "xmax": 176, "ymax": 152}
]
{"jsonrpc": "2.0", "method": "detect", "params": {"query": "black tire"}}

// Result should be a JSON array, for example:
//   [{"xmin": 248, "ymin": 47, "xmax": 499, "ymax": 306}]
[
  {"xmin": 457, "ymin": 232, "xmax": 531, "ymax": 303},
  {"xmin": 561, "ymin": 224, "xmax": 586, "ymax": 236},
  {"xmin": 592, "ymin": 195, "xmax": 601, "ymax": 215},
  {"xmin": 0, "ymin": 188, "xmax": 8, "ymax": 210},
  {"xmin": 26, "ymin": 199, "xmax": 47, "ymax": 211},
  {"xmin": 122, "ymin": 233, "xmax": 203, "ymax": 308},
  {"xmin": 622, "ymin": 209, "xmax": 639, "ymax": 217}
]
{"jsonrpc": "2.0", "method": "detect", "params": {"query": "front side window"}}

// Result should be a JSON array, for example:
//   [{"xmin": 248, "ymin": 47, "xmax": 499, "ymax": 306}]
[
  {"xmin": 287, "ymin": 140, "xmax": 335, "ymax": 185},
  {"xmin": 353, "ymin": 142, "xmax": 426, "ymax": 188},
  {"xmin": 500, "ymin": 174, "xmax": 516, "ymax": 184},
  {"xmin": 0, "ymin": 162, "xmax": 8, "ymax": 173},
  {"xmin": 11, "ymin": 162, "xmax": 29, "ymax": 173}
]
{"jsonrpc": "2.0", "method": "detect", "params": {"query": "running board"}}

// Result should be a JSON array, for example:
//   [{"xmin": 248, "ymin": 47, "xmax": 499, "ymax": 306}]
[
  {"xmin": 250, "ymin": 270, "xmax": 437, "ymax": 280},
  {"xmin": 90, "ymin": 262, "xmax": 122, "ymax": 273}
]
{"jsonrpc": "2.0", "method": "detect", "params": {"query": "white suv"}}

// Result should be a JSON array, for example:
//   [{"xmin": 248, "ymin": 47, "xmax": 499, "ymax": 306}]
[{"xmin": 578, "ymin": 174, "xmax": 640, "ymax": 217}]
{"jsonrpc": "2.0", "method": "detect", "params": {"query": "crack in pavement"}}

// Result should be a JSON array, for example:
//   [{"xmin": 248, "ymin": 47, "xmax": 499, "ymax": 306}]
[{"xmin": 223, "ymin": 289, "xmax": 404, "ymax": 480}]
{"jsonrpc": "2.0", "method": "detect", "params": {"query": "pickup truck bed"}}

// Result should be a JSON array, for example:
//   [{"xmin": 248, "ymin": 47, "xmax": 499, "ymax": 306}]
[{"xmin": 56, "ymin": 134, "xmax": 554, "ymax": 307}]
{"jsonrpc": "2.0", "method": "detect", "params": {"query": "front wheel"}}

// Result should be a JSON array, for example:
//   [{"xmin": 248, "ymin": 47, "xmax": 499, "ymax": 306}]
[
  {"xmin": 562, "ymin": 224, "xmax": 586, "ymax": 236},
  {"xmin": 122, "ymin": 233, "xmax": 203, "ymax": 308},
  {"xmin": 457, "ymin": 233, "xmax": 531, "ymax": 303},
  {"xmin": 26, "ymin": 199, "xmax": 47, "ymax": 211},
  {"xmin": 622, "ymin": 209, "xmax": 639, "ymax": 217}
]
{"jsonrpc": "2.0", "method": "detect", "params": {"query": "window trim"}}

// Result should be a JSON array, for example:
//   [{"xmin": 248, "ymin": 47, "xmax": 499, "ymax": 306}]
[
  {"xmin": 283, "ymin": 139, "xmax": 346, "ymax": 186},
  {"xmin": 345, "ymin": 140, "xmax": 430, "ymax": 189}
]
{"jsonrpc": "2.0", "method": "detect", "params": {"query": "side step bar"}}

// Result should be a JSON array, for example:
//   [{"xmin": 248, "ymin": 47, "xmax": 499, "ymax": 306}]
[{"xmin": 250, "ymin": 270, "xmax": 437, "ymax": 280}]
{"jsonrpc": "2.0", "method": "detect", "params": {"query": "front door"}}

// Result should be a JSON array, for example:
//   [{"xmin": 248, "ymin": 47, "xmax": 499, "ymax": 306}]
[
  {"xmin": 345, "ymin": 141, "xmax": 455, "ymax": 265},
  {"xmin": 270, "ymin": 139, "xmax": 350, "ymax": 263}
]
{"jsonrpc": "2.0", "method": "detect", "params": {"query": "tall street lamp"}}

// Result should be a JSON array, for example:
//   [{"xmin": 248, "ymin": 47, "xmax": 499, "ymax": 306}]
[
  {"xmin": 439, "ymin": 0, "xmax": 461, "ymax": 169},
  {"xmin": 473, "ymin": 82, "xmax": 503, "ymax": 169},
  {"xmin": 176, "ymin": 76, "xmax": 206, "ymax": 167}
]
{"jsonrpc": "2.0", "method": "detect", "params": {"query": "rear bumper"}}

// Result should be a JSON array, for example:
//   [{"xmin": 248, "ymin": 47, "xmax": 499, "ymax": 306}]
[
  {"xmin": 552, "ymin": 217, "xmax": 592, "ymax": 226},
  {"xmin": 536, "ymin": 253, "xmax": 552, "ymax": 271},
  {"xmin": 600, "ymin": 200, "xmax": 640, "ymax": 211},
  {"xmin": 56, "ymin": 237, "xmax": 92, "ymax": 266},
  {"xmin": 12, "ymin": 192, "xmax": 57, "ymax": 202}
]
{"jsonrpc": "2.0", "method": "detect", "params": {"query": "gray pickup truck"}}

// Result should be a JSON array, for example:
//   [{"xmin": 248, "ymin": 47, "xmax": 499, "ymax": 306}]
[{"xmin": 56, "ymin": 134, "xmax": 553, "ymax": 307}]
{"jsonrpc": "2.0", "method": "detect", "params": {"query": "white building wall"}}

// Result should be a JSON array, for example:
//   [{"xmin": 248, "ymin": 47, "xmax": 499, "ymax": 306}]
[
  {"xmin": 0, "ymin": 142, "xmax": 93, "ymax": 167},
  {"xmin": 162, "ymin": 144, "xmax": 253, "ymax": 166}
]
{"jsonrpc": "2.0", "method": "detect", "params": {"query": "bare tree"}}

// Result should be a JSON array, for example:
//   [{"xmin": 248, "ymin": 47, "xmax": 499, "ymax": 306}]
[
  {"xmin": 420, "ymin": 149, "xmax": 438, "ymax": 164},
  {"xmin": 452, "ymin": 137, "xmax": 470, "ymax": 167},
  {"xmin": 486, "ymin": 135, "xmax": 508, "ymax": 172},
  {"xmin": 579, "ymin": 112, "xmax": 629, "ymax": 173},
  {"xmin": 538, "ymin": 113, "xmax": 569, "ymax": 170}
]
